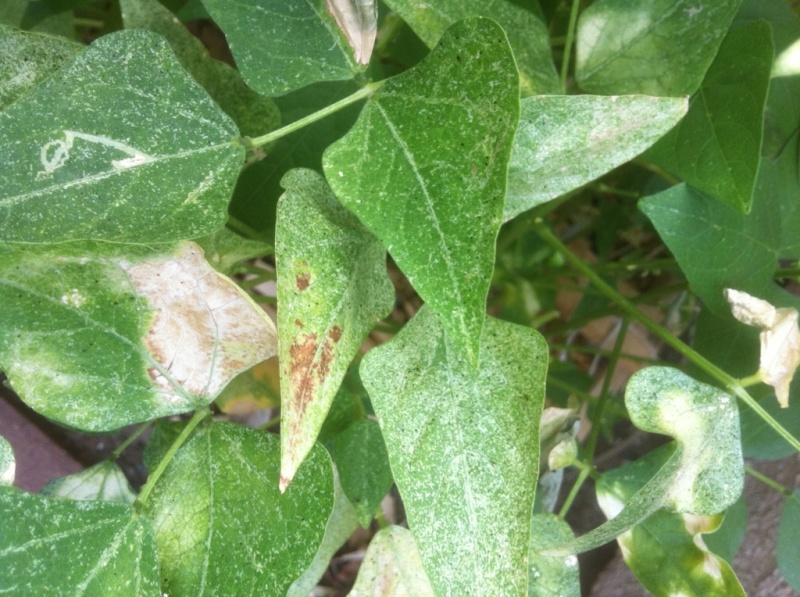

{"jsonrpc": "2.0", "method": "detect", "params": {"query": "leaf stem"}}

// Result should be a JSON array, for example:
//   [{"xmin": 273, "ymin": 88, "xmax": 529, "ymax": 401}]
[
  {"xmin": 244, "ymin": 82, "xmax": 383, "ymax": 150},
  {"xmin": 745, "ymin": 465, "xmax": 795, "ymax": 497},
  {"xmin": 110, "ymin": 422, "xmax": 152, "ymax": 460},
  {"xmin": 135, "ymin": 408, "xmax": 210, "ymax": 508},
  {"xmin": 533, "ymin": 219, "xmax": 800, "ymax": 453},
  {"xmin": 560, "ymin": 0, "xmax": 581, "ymax": 91}
]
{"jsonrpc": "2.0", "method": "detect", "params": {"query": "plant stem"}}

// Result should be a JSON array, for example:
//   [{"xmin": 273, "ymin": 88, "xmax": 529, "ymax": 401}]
[
  {"xmin": 745, "ymin": 466, "xmax": 795, "ymax": 497},
  {"xmin": 111, "ymin": 422, "xmax": 152, "ymax": 460},
  {"xmin": 245, "ymin": 82, "xmax": 383, "ymax": 150},
  {"xmin": 533, "ymin": 219, "xmax": 800, "ymax": 453},
  {"xmin": 135, "ymin": 408, "xmax": 210, "ymax": 508},
  {"xmin": 560, "ymin": 0, "xmax": 581, "ymax": 91}
]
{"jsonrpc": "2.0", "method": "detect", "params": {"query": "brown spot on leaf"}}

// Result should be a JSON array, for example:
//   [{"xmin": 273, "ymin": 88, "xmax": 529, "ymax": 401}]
[
  {"xmin": 294, "ymin": 318, "xmax": 304, "ymax": 328},
  {"xmin": 289, "ymin": 331, "xmax": 336, "ymax": 418},
  {"xmin": 296, "ymin": 272, "xmax": 311, "ymax": 291},
  {"xmin": 329, "ymin": 326, "xmax": 342, "ymax": 343}
]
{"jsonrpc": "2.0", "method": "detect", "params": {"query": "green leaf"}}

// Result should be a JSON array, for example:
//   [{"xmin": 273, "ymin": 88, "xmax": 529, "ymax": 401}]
[
  {"xmin": 141, "ymin": 421, "xmax": 334, "ymax": 596},
  {"xmin": 41, "ymin": 461, "xmax": 137, "ymax": 504},
  {"xmin": 276, "ymin": 168, "xmax": 393, "ymax": 488},
  {"xmin": 286, "ymin": 469, "xmax": 359, "ymax": 597},
  {"xmin": 740, "ymin": 392, "xmax": 800, "ymax": 459},
  {"xmin": 120, "ymin": 0, "xmax": 280, "ymax": 139},
  {"xmin": 778, "ymin": 490, "xmax": 800, "ymax": 592},
  {"xmin": 350, "ymin": 526, "xmax": 435, "ymax": 597},
  {"xmin": 0, "ymin": 486, "xmax": 160, "ymax": 595},
  {"xmin": 324, "ymin": 18, "xmax": 519, "ymax": 366},
  {"xmin": 596, "ymin": 446, "xmax": 745, "ymax": 597},
  {"xmin": 0, "ymin": 241, "xmax": 277, "ymax": 431},
  {"xmin": 0, "ymin": 25, "xmax": 81, "ymax": 110},
  {"xmin": 360, "ymin": 306, "xmax": 547, "ymax": 595},
  {"xmin": 505, "ymin": 95, "xmax": 687, "ymax": 221},
  {"xmin": 382, "ymin": 0, "xmax": 559, "ymax": 96},
  {"xmin": 639, "ymin": 183, "xmax": 777, "ymax": 314},
  {"xmin": 194, "ymin": 226, "xmax": 273, "ymax": 276},
  {"xmin": 332, "ymin": 418, "xmax": 394, "ymax": 527},
  {"xmin": 576, "ymin": 0, "xmax": 742, "ymax": 96},
  {"xmin": 0, "ymin": 29, "xmax": 242, "ymax": 244},
  {"xmin": 646, "ymin": 22, "xmax": 773, "ymax": 213},
  {"xmin": 541, "ymin": 367, "xmax": 743, "ymax": 556},
  {"xmin": 200, "ymin": 0, "xmax": 364, "ymax": 97},
  {"xmin": 0, "ymin": 435, "xmax": 14, "ymax": 486},
  {"xmin": 528, "ymin": 514, "xmax": 580, "ymax": 597},
  {"xmin": 0, "ymin": 1, "xmax": 74, "ymax": 37}
]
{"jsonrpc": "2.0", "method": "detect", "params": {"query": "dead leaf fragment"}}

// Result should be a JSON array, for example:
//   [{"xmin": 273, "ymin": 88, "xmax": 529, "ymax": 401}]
[
  {"xmin": 121, "ymin": 242, "xmax": 278, "ymax": 406},
  {"xmin": 725, "ymin": 288, "xmax": 800, "ymax": 407}
]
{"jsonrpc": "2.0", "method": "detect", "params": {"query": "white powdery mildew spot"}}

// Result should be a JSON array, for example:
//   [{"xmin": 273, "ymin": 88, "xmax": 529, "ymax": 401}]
[{"xmin": 119, "ymin": 242, "xmax": 277, "ymax": 403}]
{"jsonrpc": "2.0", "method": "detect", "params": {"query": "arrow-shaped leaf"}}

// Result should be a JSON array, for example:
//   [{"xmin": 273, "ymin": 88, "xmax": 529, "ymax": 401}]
[
  {"xmin": 324, "ymin": 18, "xmax": 519, "ymax": 366},
  {"xmin": 276, "ymin": 168, "xmax": 394, "ymax": 489},
  {"xmin": 360, "ymin": 306, "xmax": 547, "ymax": 595}
]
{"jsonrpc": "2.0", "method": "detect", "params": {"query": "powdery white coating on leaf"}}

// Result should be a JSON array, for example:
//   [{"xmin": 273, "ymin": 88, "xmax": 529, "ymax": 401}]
[
  {"xmin": 505, "ymin": 95, "xmax": 687, "ymax": 221},
  {"xmin": 361, "ymin": 306, "xmax": 547, "ymax": 595},
  {"xmin": 0, "ymin": 26, "xmax": 82, "ymax": 110},
  {"xmin": 120, "ymin": 242, "xmax": 277, "ymax": 403},
  {"xmin": 726, "ymin": 288, "xmax": 800, "ymax": 407},
  {"xmin": 0, "ymin": 29, "xmax": 243, "ymax": 244},
  {"xmin": 350, "ymin": 526, "xmax": 435, "ymax": 597},
  {"xmin": 0, "ymin": 486, "xmax": 160, "ymax": 595},
  {"xmin": 576, "ymin": 0, "xmax": 743, "ymax": 96},
  {"xmin": 324, "ymin": 18, "xmax": 519, "ymax": 367},
  {"xmin": 528, "ymin": 514, "xmax": 581, "ymax": 597},
  {"xmin": 325, "ymin": 0, "xmax": 377, "ymax": 66},
  {"xmin": 540, "ymin": 367, "xmax": 743, "ymax": 557},
  {"xmin": 382, "ymin": 0, "xmax": 560, "ymax": 96}
]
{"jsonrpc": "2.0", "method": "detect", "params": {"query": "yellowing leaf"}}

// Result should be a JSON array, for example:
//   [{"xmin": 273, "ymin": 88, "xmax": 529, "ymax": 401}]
[{"xmin": 725, "ymin": 288, "xmax": 800, "ymax": 407}]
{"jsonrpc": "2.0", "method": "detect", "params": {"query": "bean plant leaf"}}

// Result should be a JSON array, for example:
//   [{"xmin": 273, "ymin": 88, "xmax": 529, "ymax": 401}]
[
  {"xmin": 528, "ymin": 514, "xmax": 580, "ymax": 597},
  {"xmin": 0, "ymin": 486, "xmax": 160, "ymax": 595},
  {"xmin": 382, "ymin": 0, "xmax": 559, "ymax": 96},
  {"xmin": 646, "ymin": 22, "xmax": 773, "ymax": 213},
  {"xmin": 119, "ymin": 0, "xmax": 280, "ymax": 139},
  {"xmin": 0, "ymin": 435, "xmax": 14, "ymax": 486},
  {"xmin": 332, "ymin": 418, "xmax": 394, "ymax": 527},
  {"xmin": 596, "ymin": 446, "xmax": 745, "ymax": 597},
  {"xmin": 41, "ymin": 461, "xmax": 137, "ymax": 504},
  {"xmin": 200, "ymin": 0, "xmax": 365, "ymax": 97},
  {"xmin": 141, "ymin": 422, "xmax": 334, "ymax": 597},
  {"xmin": 360, "ymin": 306, "xmax": 547, "ymax": 595},
  {"xmin": 324, "ymin": 18, "xmax": 519, "ymax": 366},
  {"xmin": 286, "ymin": 469, "xmax": 359, "ymax": 597},
  {"xmin": 778, "ymin": 490, "xmax": 800, "ymax": 592},
  {"xmin": 0, "ymin": 29, "xmax": 243, "ymax": 244},
  {"xmin": 0, "ymin": 241, "xmax": 277, "ymax": 431},
  {"xmin": 0, "ymin": 25, "xmax": 81, "ymax": 110},
  {"xmin": 576, "ymin": 0, "xmax": 742, "ymax": 96},
  {"xmin": 540, "ymin": 367, "xmax": 743, "ymax": 556},
  {"xmin": 505, "ymin": 95, "xmax": 687, "ymax": 221},
  {"xmin": 276, "ymin": 168, "xmax": 394, "ymax": 490},
  {"xmin": 350, "ymin": 526, "xmax": 435, "ymax": 597},
  {"xmin": 703, "ymin": 496, "xmax": 748, "ymax": 563},
  {"xmin": 639, "ymin": 184, "xmax": 777, "ymax": 314},
  {"xmin": 0, "ymin": 1, "xmax": 74, "ymax": 37}
]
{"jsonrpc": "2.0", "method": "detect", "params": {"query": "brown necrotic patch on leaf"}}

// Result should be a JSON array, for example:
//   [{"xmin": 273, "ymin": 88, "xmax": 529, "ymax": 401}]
[
  {"xmin": 118, "ymin": 242, "xmax": 278, "ymax": 406},
  {"xmin": 296, "ymin": 273, "xmax": 311, "ymax": 291},
  {"xmin": 288, "ymin": 330, "xmax": 337, "ymax": 418}
]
